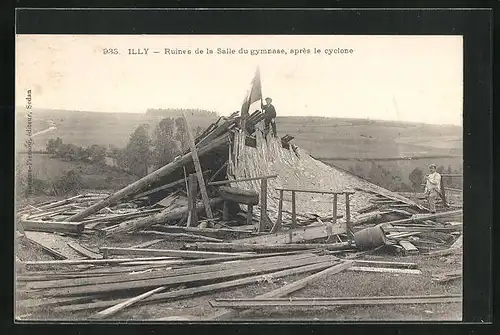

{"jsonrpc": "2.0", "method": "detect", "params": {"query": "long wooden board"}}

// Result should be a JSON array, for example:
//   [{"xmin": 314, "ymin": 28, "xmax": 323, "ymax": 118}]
[{"xmin": 39, "ymin": 255, "xmax": 331, "ymax": 297}]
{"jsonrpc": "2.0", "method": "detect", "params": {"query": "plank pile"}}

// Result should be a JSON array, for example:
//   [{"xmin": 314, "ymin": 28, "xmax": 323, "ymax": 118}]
[{"xmin": 17, "ymin": 250, "xmax": 347, "ymax": 319}]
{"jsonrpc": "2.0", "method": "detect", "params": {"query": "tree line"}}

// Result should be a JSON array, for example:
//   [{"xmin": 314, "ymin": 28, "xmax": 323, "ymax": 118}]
[{"xmin": 45, "ymin": 117, "xmax": 205, "ymax": 178}]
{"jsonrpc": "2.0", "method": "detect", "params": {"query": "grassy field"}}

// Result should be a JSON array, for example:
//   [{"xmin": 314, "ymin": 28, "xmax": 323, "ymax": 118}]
[{"xmin": 16, "ymin": 152, "xmax": 138, "ymax": 195}]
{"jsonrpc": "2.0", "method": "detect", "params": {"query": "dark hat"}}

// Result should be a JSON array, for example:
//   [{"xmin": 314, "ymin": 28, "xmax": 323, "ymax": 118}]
[{"xmin": 265, "ymin": 97, "xmax": 272, "ymax": 102}]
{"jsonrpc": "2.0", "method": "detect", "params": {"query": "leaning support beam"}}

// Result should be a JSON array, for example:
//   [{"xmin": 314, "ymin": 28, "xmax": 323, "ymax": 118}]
[
  {"xmin": 67, "ymin": 133, "xmax": 230, "ymax": 222},
  {"xmin": 182, "ymin": 111, "xmax": 213, "ymax": 221}
]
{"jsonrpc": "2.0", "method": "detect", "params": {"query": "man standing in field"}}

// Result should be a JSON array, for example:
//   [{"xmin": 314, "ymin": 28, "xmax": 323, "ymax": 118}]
[
  {"xmin": 261, "ymin": 97, "xmax": 277, "ymax": 138},
  {"xmin": 424, "ymin": 164, "xmax": 441, "ymax": 213}
]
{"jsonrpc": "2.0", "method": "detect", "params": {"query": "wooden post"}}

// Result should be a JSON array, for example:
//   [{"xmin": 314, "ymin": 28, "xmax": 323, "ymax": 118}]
[
  {"xmin": 332, "ymin": 193, "xmax": 338, "ymax": 225},
  {"xmin": 271, "ymin": 189, "xmax": 284, "ymax": 233},
  {"xmin": 247, "ymin": 205, "xmax": 253, "ymax": 226},
  {"xmin": 345, "ymin": 193, "xmax": 352, "ymax": 240},
  {"xmin": 291, "ymin": 191, "xmax": 297, "ymax": 229},
  {"xmin": 67, "ymin": 133, "xmax": 229, "ymax": 222},
  {"xmin": 182, "ymin": 111, "xmax": 213, "ymax": 220},
  {"xmin": 259, "ymin": 178, "xmax": 268, "ymax": 232},
  {"xmin": 223, "ymin": 201, "xmax": 230, "ymax": 221},
  {"xmin": 187, "ymin": 174, "xmax": 198, "ymax": 227},
  {"xmin": 439, "ymin": 178, "xmax": 448, "ymax": 207}
]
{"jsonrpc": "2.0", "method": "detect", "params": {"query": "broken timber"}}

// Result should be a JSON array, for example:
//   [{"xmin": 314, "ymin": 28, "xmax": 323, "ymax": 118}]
[
  {"xmin": 19, "ymin": 219, "xmax": 85, "ymax": 234},
  {"xmin": 99, "ymin": 247, "xmax": 252, "ymax": 259},
  {"xmin": 183, "ymin": 242, "xmax": 352, "ymax": 253},
  {"xmin": 233, "ymin": 223, "xmax": 345, "ymax": 245},
  {"xmin": 67, "ymin": 133, "xmax": 230, "ymax": 221},
  {"xmin": 209, "ymin": 295, "xmax": 462, "ymax": 308},
  {"xmin": 105, "ymin": 197, "xmax": 223, "ymax": 235}
]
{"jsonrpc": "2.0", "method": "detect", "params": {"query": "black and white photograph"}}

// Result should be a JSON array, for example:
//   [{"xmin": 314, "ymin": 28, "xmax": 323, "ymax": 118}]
[{"xmin": 15, "ymin": 32, "xmax": 465, "ymax": 321}]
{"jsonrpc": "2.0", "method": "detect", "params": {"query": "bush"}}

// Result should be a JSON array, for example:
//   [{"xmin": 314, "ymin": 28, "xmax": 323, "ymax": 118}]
[{"xmin": 55, "ymin": 170, "xmax": 83, "ymax": 195}]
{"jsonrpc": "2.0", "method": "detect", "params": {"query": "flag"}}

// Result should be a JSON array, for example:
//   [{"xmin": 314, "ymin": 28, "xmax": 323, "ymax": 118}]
[{"xmin": 241, "ymin": 67, "xmax": 262, "ymax": 117}]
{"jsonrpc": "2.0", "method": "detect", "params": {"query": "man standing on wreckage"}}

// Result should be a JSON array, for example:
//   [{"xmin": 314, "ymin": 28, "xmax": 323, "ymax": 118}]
[
  {"xmin": 261, "ymin": 97, "xmax": 278, "ymax": 138},
  {"xmin": 424, "ymin": 164, "xmax": 441, "ymax": 214}
]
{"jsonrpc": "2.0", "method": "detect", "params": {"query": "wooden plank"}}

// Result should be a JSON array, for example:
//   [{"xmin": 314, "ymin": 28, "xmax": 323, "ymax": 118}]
[
  {"xmin": 21, "ymin": 256, "xmax": 177, "ymax": 267},
  {"xmin": 67, "ymin": 242, "xmax": 102, "ymax": 259},
  {"xmin": 210, "ymin": 295, "xmax": 462, "ymax": 308},
  {"xmin": 275, "ymin": 188, "xmax": 355, "ymax": 195},
  {"xmin": 383, "ymin": 226, "xmax": 462, "ymax": 233},
  {"xmin": 332, "ymin": 194, "xmax": 338, "ymax": 225},
  {"xmin": 345, "ymin": 193, "xmax": 352, "ymax": 239},
  {"xmin": 24, "ymin": 236, "xmax": 67, "ymax": 260},
  {"xmin": 139, "ymin": 231, "xmax": 223, "ymax": 243},
  {"xmin": 347, "ymin": 266, "xmax": 422, "ymax": 275},
  {"xmin": 53, "ymin": 260, "xmax": 336, "ymax": 313},
  {"xmin": 353, "ymin": 260, "xmax": 418, "ymax": 269},
  {"xmin": 423, "ymin": 248, "xmax": 462, "ymax": 258},
  {"xmin": 82, "ymin": 209, "xmax": 162, "ymax": 227},
  {"xmin": 130, "ymin": 239, "xmax": 165, "ymax": 249},
  {"xmin": 398, "ymin": 240, "xmax": 419, "ymax": 255},
  {"xmin": 246, "ymin": 205, "xmax": 254, "ymax": 227},
  {"xmin": 259, "ymin": 261, "xmax": 353, "ymax": 298},
  {"xmin": 183, "ymin": 242, "xmax": 352, "ymax": 253},
  {"xmin": 99, "ymin": 247, "xmax": 252, "ymax": 259},
  {"xmin": 208, "ymin": 174, "xmax": 278, "ymax": 186},
  {"xmin": 234, "ymin": 223, "xmax": 345, "ymax": 245},
  {"xmin": 259, "ymin": 178, "xmax": 268, "ymax": 232},
  {"xmin": 20, "ymin": 219, "xmax": 85, "ymax": 234},
  {"xmin": 67, "ymin": 133, "xmax": 230, "ymax": 221},
  {"xmin": 182, "ymin": 113, "xmax": 213, "ymax": 221},
  {"xmin": 187, "ymin": 173, "xmax": 198, "ymax": 227},
  {"xmin": 92, "ymin": 286, "xmax": 167, "ymax": 319},
  {"xmin": 291, "ymin": 190, "xmax": 297, "ymax": 229},
  {"xmin": 270, "ymin": 189, "xmax": 284, "ymax": 233},
  {"xmin": 450, "ymin": 235, "xmax": 463, "ymax": 249},
  {"xmin": 42, "ymin": 255, "xmax": 331, "ymax": 297}
]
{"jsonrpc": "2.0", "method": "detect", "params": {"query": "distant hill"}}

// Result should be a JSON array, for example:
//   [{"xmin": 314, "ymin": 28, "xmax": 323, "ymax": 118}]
[
  {"xmin": 146, "ymin": 108, "xmax": 218, "ymax": 118},
  {"xmin": 15, "ymin": 108, "xmax": 462, "ymax": 160}
]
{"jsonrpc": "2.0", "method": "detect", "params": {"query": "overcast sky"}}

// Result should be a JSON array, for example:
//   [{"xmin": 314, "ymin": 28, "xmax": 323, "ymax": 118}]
[{"xmin": 16, "ymin": 35, "xmax": 463, "ymax": 125}]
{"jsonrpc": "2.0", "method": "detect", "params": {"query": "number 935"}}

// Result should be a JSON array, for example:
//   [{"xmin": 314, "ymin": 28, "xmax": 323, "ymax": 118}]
[{"xmin": 103, "ymin": 48, "xmax": 119, "ymax": 55}]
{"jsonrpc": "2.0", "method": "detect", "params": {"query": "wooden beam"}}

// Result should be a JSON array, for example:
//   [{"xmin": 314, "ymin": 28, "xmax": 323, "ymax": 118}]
[
  {"xmin": 271, "ymin": 189, "xmax": 284, "ymax": 233},
  {"xmin": 130, "ymin": 239, "xmax": 165, "ymax": 249},
  {"xmin": 24, "ymin": 236, "xmax": 67, "ymax": 260},
  {"xmin": 247, "ymin": 205, "xmax": 254, "ymax": 227},
  {"xmin": 347, "ymin": 266, "xmax": 422, "ymax": 275},
  {"xmin": 105, "ymin": 197, "xmax": 223, "ymax": 235},
  {"xmin": 208, "ymin": 174, "xmax": 278, "ymax": 186},
  {"xmin": 183, "ymin": 242, "xmax": 352, "ymax": 253},
  {"xmin": 234, "ymin": 223, "xmax": 345, "ymax": 245},
  {"xmin": 92, "ymin": 286, "xmax": 167, "ymax": 319},
  {"xmin": 275, "ymin": 188, "xmax": 355, "ymax": 195},
  {"xmin": 187, "ymin": 173, "xmax": 198, "ymax": 227},
  {"xmin": 67, "ymin": 242, "xmax": 102, "ymax": 259},
  {"xmin": 99, "ymin": 247, "xmax": 252, "ymax": 259},
  {"xmin": 20, "ymin": 219, "xmax": 85, "ymax": 234},
  {"xmin": 67, "ymin": 133, "xmax": 230, "ymax": 221},
  {"xmin": 291, "ymin": 190, "xmax": 297, "ymax": 229},
  {"xmin": 209, "ymin": 295, "xmax": 462, "ymax": 308},
  {"xmin": 259, "ymin": 178, "xmax": 268, "ymax": 232},
  {"xmin": 345, "ymin": 193, "xmax": 352, "ymax": 240},
  {"xmin": 182, "ymin": 111, "xmax": 213, "ymax": 220}
]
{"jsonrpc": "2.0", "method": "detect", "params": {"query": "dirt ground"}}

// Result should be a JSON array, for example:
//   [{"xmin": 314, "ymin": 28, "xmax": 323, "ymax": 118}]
[{"xmin": 14, "ymin": 232, "xmax": 462, "ymax": 322}]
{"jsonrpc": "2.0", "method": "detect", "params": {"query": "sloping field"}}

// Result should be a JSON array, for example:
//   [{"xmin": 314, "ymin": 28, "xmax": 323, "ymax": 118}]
[{"xmin": 228, "ymin": 125, "xmax": 421, "ymax": 220}]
